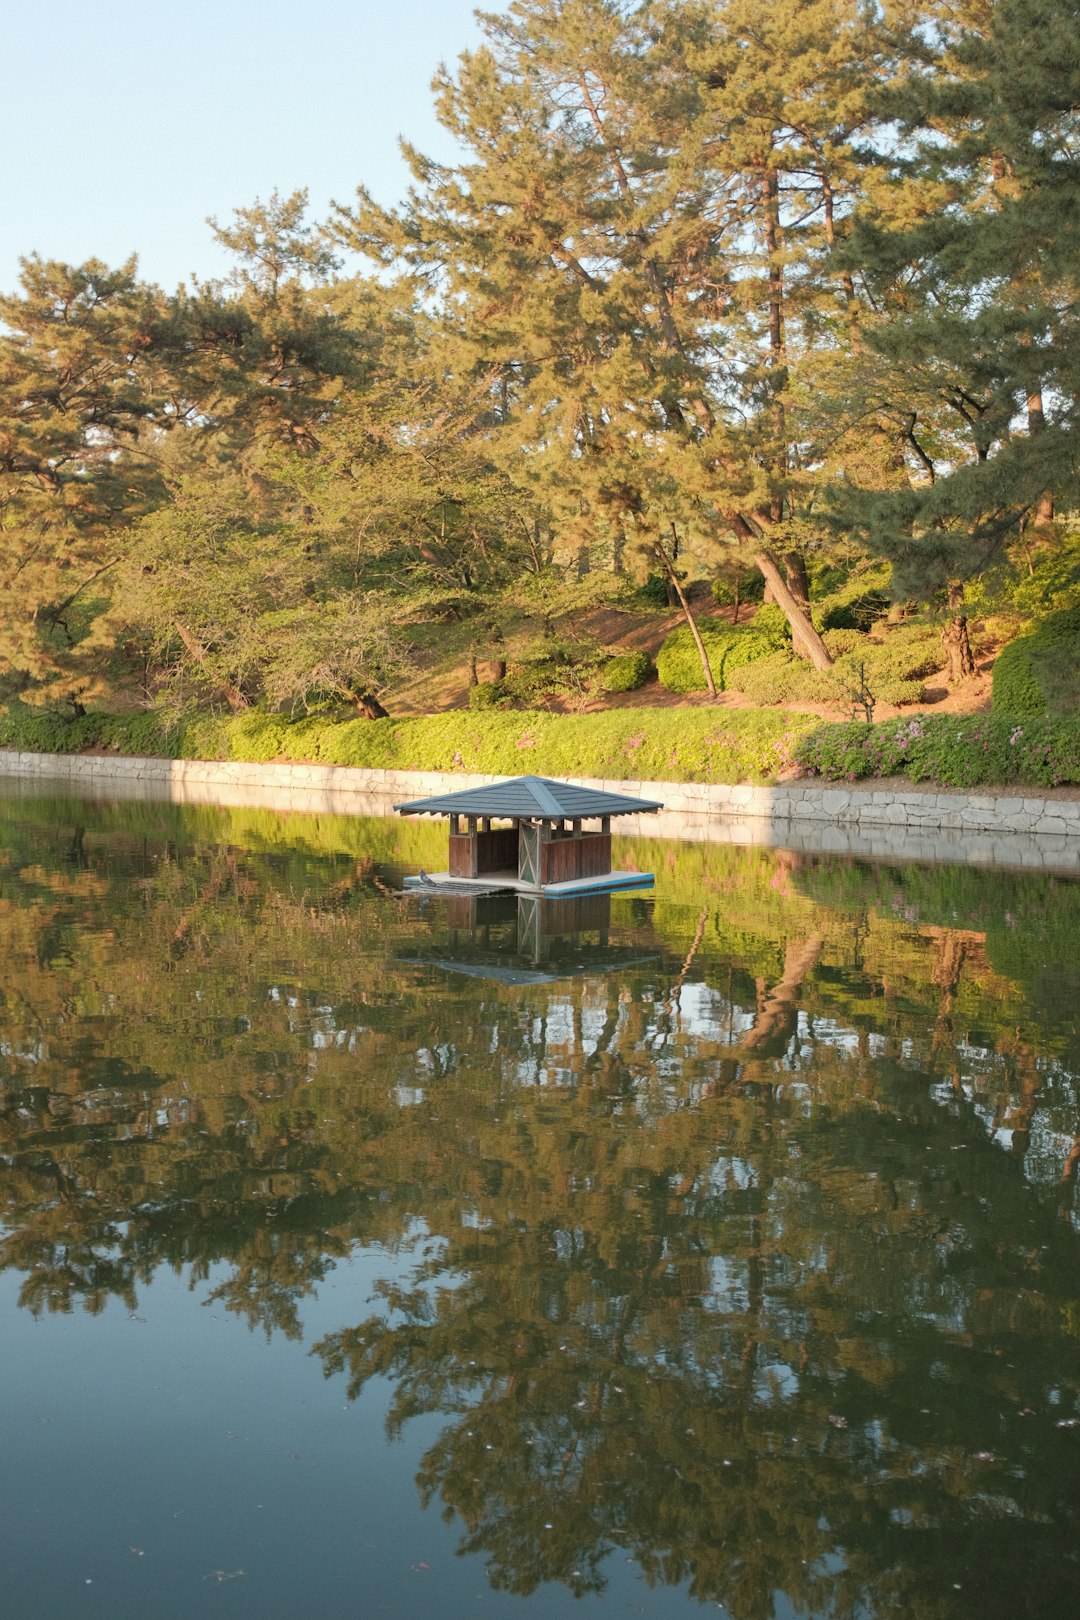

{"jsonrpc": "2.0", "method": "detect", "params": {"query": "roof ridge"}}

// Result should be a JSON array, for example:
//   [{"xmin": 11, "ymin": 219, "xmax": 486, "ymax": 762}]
[{"xmin": 521, "ymin": 775, "xmax": 565, "ymax": 816}]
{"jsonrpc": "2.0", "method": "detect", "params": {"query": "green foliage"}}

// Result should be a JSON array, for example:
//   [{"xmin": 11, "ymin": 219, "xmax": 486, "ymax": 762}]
[
  {"xmin": 818, "ymin": 590, "xmax": 890, "ymax": 633},
  {"xmin": 499, "ymin": 635, "xmax": 607, "ymax": 709},
  {"xmin": 736, "ymin": 654, "xmax": 845, "ymax": 707},
  {"xmin": 991, "ymin": 606, "xmax": 1080, "ymax": 718},
  {"xmin": 469, "ymin": 681, "xmax": 509, "ymax": 711},
  {"xmin": 12, "ymin": 682, "xmax": 1077, "ymax": 791},
  {"xmin": 748, "ymin": 602, "xmax": 792, "ymax": 643},
  {"xmin": 710, "ymin": 569, "xmax": 764, "ymax": 609},
  {"xmin": 736, "ymin": 623, "xmax": 941, "ymax": 708},
  {"xmin": 282, "ymin": 706, "xmax": 817, "ymax": 785},
  {"xmin": 805, "ymin": 565, "xmax": 892, "ymax": 632},
  {"xmin": 834, "ymin": 0, "xmax": 1080, "ymax": 592},
  {"xmin": 966, "ymin": 531, "xmax": 1080, "ymax": 623},
  {"xmin": 0, "ymin": 703, "xmax": 818, "ymax": 785},
  {"xmin": 796, "ymin": 713, "xmax": 1080, "ymax": 788},
  {"xmin": 835, "ymin": 624, "xmax": 942, "ymax": 701},
  {"xmin": 600, "ymin": 649, "xmax": 651, "ymax": 693},
  {"xmin": 656, "ymin": 619, "xmax": 787, "ymax": 695},
  {"xmin": 0, "ymin": 257, "xmax": 171, "ymax": 705},
  {"xmin": 0, "ymin": 702, "xmax": 230, "ymax": 761},
  {"xmin": 632, "ymin": 573, "xmax": 672, "ymax": 609}
]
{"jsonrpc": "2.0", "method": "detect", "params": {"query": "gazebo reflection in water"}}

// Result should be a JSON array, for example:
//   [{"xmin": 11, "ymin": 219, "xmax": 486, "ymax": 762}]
[{"xmin": 404, "ymin": 889, "xmax": 658, "ymax": 984}]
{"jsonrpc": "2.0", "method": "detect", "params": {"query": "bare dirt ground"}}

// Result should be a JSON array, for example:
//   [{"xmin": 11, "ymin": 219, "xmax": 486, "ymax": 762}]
[{"xmin": 391, "ymin": 593, "xmax": 1001, "ymax": 726}]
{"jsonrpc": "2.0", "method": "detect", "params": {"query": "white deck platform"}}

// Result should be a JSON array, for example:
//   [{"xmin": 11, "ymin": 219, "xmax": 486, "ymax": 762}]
[{"xmin": 403, "ymin": 868, "xmax": 654, "ymax": 898}]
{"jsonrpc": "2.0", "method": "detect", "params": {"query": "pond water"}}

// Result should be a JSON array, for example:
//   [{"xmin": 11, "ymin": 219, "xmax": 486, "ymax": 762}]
[{"xmin": 1, "ymin": 789, "xmax": 1079, "ymax": 1620}]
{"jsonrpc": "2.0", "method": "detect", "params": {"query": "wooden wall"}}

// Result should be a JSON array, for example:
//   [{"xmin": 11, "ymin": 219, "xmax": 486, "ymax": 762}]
[
  {"xmin": 448, "ymin": 826, "xmax": 519, "ymax": 878},
  {"xmin": 540, "ymin": 831, "xmax": 612, "ymax": 886},
  {"xmin": 448, "ymin": 821, "xmax": 613, "ymax": 885}
]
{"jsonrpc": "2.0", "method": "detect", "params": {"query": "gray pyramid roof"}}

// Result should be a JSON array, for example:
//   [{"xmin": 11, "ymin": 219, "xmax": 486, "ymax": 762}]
[{"xmin": 392, "ymin": 774, "xmax": 663, "ymax": 819}]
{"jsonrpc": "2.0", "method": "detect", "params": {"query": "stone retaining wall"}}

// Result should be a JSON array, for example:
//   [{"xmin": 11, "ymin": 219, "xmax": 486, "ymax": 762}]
[{"xmin": 1, "ymin": 749, "xmax": 1079, "ymax": 872}]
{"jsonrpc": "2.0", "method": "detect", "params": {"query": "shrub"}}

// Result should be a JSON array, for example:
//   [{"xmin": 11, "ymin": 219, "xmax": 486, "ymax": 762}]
[
  {"xmin": 737, "ymin": 654, "xmax": 841, "ymax": 706},
  {"xmin": 656, "ymin": 618, "xmax": 787, "ymax": 694},
  {"xmin": 0, "ymin": 702, "xmax": 232, "ymax": 762},
  {"xmin": 5, "ymin": 695, "xmax": 1077, "ymax": 791},
  {"xmin": 600, "ymin": 648, "xmax": 651, "ymax": 692},
  {"xmin": 469, "ymin": 681, "xmax": 509, "ymax": 710},
  {"xmin": 992, "ymin": 605, "xmax": 1080, "ymax": 718},
  {"xmin": 795, "ymin": 712, "xmax": 1080, "ymax": 788},
  {"xmin": 710, "ymin": 570, "xmax": 765, "ymax": 609},
  {"xmin": 810, "ymin": 565, "xmax": 893, "ymax": 632},
  {"xmin": 749, "ymin": 602, "xmax": 792, "ymax": 642},
  {"xmin": 0, "ymin": 702, "xmax": 823, "ymax": 785},
  {"xmin": 496, "ymin": 634, "xmax": 607, "ymax": 708},
  {"xmin": 831, "ymin": 625, "xmax": 940, "ymax": 708},
  {"xmin": 637, "ymin": 572, "xmax": 673, "ymax": 607},
  {"xmin": 823, "ymin": 629, "xmax": 864, "ymax": 657},
  {"xmin": 819, "ymin": 590, "xmax": 890, "ymax": 632},
  {"xmin": 730, "ymin": 623, "xmax": 938, "ymax": 709}
]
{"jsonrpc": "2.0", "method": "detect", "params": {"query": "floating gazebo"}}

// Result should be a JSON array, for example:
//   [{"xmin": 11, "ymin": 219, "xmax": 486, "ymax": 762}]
[{"xmin": 393, "ymin": 774, "xmax": 663, "ymax": 896}]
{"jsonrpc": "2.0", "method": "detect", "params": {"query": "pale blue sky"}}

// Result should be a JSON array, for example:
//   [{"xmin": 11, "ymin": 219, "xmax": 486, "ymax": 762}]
[{"xmin": 1, "ymin": 0, "xmax": 502, "ymax": 295}]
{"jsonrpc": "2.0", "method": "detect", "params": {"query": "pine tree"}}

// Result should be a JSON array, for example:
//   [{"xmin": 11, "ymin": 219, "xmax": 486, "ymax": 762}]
[
  {"xmin": 335, "ymin": 0, "xmax": 893, "ymax": 668},
  {"xmin": 836, "ymin": 0, "xmax": 1080, "ymax": 605},
  {"xmin": 0, "ymin": 257, "xmax": 171, "ymax": 706},
  {"xmin": 120, "ymin": 194, "xmax": 398, "ymax": 714},
  {"xmin": 170, "ymin": 189, "xmax": 357, "ymax": 465}
]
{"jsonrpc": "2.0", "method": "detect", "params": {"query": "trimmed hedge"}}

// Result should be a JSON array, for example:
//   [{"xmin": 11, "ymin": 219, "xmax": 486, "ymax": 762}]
[
  {"xmin": 656, "ymin": 616, "xmax": 787, "ymax": 694},
  {"xmin": 992, "ymin": 605, "xmax": 1080, "ymax": 718},
  {"xmin": 4, "ymin": 699, "xmax": 1078, "ymax": 791},
  {"xmin": 794, "ymin": 713, "xmax": 1080, "ymax": 789},
  {"xmin": 601, "ymin": 648, "xmax": 651, "ymax": 692},
  {"xmin": 0, "ymin": 702, "xmax": 818, "ymax": 786},
  {"xmin": 0, "ymin": 704, "xmax": 228, "ymax": 760},
  {"xmin": 736, "ymin": 622, "xmax": 941, "ymax": 708},
  {"xmin": 468, "ymin": 681, "xmax": 508, "ymax": 710}
]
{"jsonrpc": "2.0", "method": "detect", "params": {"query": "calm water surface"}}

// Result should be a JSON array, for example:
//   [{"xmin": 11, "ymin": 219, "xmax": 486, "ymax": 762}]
[{"xmin": 1, "ymin": 790, "xmax": 1079, "ymax": 1620}]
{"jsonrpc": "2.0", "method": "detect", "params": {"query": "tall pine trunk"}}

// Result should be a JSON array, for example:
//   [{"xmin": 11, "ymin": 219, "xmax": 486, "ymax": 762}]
[
  {"xmin": 751, "ymin": 155, "xmax": 832, "ymax": 669},
  {"xmin": 654, "ymin": 534, "xmax": 716, "ymax": 698},
  {"xmin": 942, "ymin": 585, "xmax": 975, "ymax": 683},
  {"xmin": 753, "ymin": 551, "xmax": 834, "ymax": 671},
  {"xmin": 173, "ymin": 621, "xmax": 249, "ymax": 713},
  {"xmin": 1027, "ymin": 387, "xmax": 1054, "ymax": 529},
  {"xmin": 784, "ymin": 551, "xmax": 811, "ymax": 609}
]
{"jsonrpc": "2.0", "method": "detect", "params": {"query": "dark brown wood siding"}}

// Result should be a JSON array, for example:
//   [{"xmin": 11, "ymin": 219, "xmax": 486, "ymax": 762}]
[
  {"xmin": 448, "ymin": 834, "xmax": 476, "ymax": 878},
  {"xmin": 448, "ymin": 828, "xmax": 519, "ymax": 878},
  {"xmin": 540, "ymin": 832, "xmax": 612, "ymax": 886}
]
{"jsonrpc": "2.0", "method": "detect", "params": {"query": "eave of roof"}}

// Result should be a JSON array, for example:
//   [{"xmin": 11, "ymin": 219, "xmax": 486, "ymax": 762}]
[{"xmin": 392, "ymin": 773, "xmax": 663, "ymax": 819}]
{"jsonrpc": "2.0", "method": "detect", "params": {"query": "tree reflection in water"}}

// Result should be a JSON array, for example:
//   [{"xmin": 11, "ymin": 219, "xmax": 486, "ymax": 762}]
[{"xmin": 1, "ymin": 792, "xmax": 1079, "ymax": 1618}]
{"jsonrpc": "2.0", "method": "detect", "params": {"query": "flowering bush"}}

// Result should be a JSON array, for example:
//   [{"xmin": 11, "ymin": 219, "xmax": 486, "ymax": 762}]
[
  {"xmin": 4, "ymin": 701, "xmax": 1077, "ymax": 790},
  {"xmin": 795, "ymin": 713, "xmax": 1080, "ymax": 788}
]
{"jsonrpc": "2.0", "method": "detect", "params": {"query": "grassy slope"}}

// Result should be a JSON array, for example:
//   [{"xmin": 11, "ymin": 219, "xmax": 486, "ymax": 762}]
[{"xmin": 2, "ymin": 700, "xmax": 1078, "ymax": 790}]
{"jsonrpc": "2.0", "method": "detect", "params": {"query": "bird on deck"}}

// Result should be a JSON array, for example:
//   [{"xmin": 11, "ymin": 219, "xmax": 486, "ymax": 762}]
[{"xmin": 418, "ymin": 869, "xmax": 436, "ymax": 887}]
